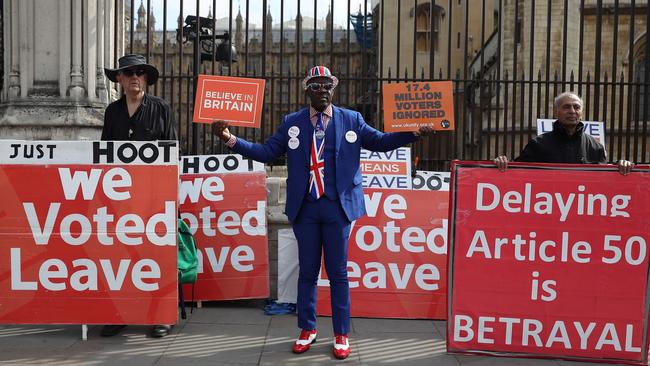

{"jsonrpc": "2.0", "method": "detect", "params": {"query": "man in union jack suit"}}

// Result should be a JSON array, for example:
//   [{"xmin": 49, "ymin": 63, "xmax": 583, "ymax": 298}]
[{"xmin": 212, "ymin": 66, "xmax": 432, "ymax": 360}]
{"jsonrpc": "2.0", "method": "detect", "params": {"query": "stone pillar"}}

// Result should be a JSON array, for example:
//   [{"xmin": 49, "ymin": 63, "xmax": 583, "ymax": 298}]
[
  {"xmin": 0, "ymin": 0, "xmax": 123, "ymax": 140},
  {"xmin": 70, "ymin": 0, "xmax": 85, "ymax": 100},
  {"xmin": 96, "ymin": 0, "xmax": 108, "ymax": 105},
  {"xmin": 59, "ymin": 0, "xmax": 71, "ymax": 99},
  {"xmin": 5, "ymin": 0, "xmax": 20, "ymax": 98}
]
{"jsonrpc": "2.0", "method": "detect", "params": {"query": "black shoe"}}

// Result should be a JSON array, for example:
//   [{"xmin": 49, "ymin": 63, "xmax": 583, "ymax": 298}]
[
  {"xmin": 100, "ymin": 324, "xmax": 127, "ymax": 337},
  {"xmin": 151, "ymin": 324, "xmax": 172, "ymax": 338}
]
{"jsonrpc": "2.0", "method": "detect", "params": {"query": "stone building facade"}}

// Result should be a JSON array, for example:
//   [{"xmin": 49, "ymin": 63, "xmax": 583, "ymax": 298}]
[
  {"xmin": 375, "ymin": 0, "xmax": 498, "ymax": 80},
  {"xmin": 373, "ymin": 0, "xmax": 649, "ymax": 163},
  {"xmin": 473, "ymin": 0, "xmax": 649, "ymax": 160},
  {"xmin": 0, "ymin": 0, "xmax": 126, "ymax": 140}
]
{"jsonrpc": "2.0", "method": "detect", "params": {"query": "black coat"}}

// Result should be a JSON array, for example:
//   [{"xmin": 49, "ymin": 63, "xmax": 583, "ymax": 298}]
[
  {"xmin": 515, "ymin": 121, "xmax": 607, "ymax": 164},
  {"xmin": 101, "ymin": 94, "xmax": 177, "ymax": 141}
]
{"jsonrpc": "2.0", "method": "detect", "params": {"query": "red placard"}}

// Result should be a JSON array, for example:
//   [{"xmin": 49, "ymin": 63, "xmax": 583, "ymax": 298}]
[
  {"xmin": 0, "ymin": 141, "xmax": 179, "ymax": 325},
  {"xmin": 448, "ymin": 162, "xmax": 650, "ymax": 365},
  {"xmin": 192, "ymin": 74, "xmax": 265, "ymax": 127},
  {"xmin": 317, "ymin": 189, "xmax": 448, "ymax": 319},
  {"xmin": 179, "ymin": 155, "xmax": 269, "ymax": 300}
]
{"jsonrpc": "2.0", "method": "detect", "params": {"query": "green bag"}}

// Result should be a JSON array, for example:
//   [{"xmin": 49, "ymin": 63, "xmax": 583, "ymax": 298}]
[{"xmin": 177, "ymin": 219, "xmax": 198, "ymax": 284}]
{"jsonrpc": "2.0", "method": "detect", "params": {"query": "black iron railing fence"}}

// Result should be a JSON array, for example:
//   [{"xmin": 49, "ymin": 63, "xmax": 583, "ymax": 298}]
[{"xmin": 122, "ymin": 0, "xmax": 650, "ymax": 171}]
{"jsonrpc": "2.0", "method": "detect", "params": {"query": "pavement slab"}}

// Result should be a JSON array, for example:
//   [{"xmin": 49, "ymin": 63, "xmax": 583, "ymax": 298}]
[{"xmin": 0, "ymin": 303, "xmax": 630, "ymax": 365}]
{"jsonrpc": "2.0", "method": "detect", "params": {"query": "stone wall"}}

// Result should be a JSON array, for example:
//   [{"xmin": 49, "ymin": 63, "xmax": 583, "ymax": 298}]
[{"xmin": 265, "ymin": 169, "xmax": 291, "ymax": 299}]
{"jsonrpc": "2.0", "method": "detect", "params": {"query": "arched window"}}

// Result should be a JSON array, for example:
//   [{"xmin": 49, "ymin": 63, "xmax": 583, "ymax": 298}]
[{"xmin": 411, "ymin": 3, "xmax": 443, "ymax": 53}]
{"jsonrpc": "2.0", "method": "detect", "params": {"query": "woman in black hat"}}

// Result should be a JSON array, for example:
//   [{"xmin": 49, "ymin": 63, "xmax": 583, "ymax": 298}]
[
  {"xmin": 101, "ymin": 54, "xmax": 177, "ymax": 141},
  {"xmin": 100, "ymin": 54, "xmax": 177, "ymax": 338}
]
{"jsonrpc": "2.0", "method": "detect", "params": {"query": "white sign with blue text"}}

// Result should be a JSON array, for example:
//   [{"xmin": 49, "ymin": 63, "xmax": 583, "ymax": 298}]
[
  {"xmin": 536, "ymin": 119, "xmax": 606, "ymax": 146},
  {"xmin": 359, "ymin": 147, "xmax": 412, "ymax": 190}
]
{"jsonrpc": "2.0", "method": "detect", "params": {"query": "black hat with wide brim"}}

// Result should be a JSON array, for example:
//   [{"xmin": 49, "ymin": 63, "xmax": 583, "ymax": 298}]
[{"xmin": 104, "ymin": 54, "xmax": 159, "ymax": 85}]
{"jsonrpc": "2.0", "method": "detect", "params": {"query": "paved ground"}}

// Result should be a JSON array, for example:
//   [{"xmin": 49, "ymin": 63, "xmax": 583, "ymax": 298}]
[{"xmin": 0, "ymin": 301, "xmax": 624, "ymax": 365}]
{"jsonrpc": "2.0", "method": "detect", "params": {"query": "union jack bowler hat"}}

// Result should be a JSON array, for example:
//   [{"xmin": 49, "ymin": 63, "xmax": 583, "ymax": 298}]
[{"xmin": 302, "ymin": 66, "xmax": 339, "ymax": 90}]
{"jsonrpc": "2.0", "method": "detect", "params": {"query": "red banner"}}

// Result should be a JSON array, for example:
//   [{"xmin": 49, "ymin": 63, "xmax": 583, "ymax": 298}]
[
  {"xmin": 0, "ymin": 140, "xmax": 179, "ymax": 324},
  {"xmin": 448, "ymin": 162, "xmax": 650, "ymax": 364},
  {"xmin": 179, "ymin": 155, "xmax": 269, "ymax": 300},
  {"xmin": 316, "ymin": 188, "xmax": 448, "ymax": 319}
]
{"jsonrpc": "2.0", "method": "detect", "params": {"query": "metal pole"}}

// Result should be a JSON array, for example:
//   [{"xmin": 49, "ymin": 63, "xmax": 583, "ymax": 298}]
[{"xmin": 192, "ymin": 38, "xmax": 200, "ymax": 155}]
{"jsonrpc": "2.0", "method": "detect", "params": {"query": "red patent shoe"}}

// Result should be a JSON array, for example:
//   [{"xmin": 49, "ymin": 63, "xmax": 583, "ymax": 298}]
[
  {"xmin": 292, "ymin": 329, "xmax": 317, "ymax": 354},
  {"xmin": 332, "ymin": 334, "xmax": 350, "ymax": 359}
]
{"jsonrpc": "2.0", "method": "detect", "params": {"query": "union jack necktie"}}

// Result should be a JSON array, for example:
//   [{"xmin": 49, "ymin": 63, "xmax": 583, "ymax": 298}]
[{"xmin": 309, "ymin": 113, "xmax": 325, "ymax": 200}]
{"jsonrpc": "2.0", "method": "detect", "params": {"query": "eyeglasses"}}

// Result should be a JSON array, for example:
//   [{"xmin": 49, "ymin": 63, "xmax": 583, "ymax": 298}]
[
  {"xmin": 120, "ymin": 68, "xmax": 147, "ymax": 77},
  {"xmin": 307, "ymin": 82, "xmax": 334, "ymax": 92}
]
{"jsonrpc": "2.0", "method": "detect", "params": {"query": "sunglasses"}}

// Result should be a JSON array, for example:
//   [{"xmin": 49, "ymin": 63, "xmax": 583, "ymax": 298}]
[
  {"xmin": 307, "ymin": 82, "xmax": 334, "ymax": 91},
  {"xmin": 120, "ymin": 68, "xmax": 147, "ymax": 77}
]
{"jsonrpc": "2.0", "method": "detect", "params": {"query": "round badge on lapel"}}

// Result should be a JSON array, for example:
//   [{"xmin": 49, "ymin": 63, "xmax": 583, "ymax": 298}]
[
  {"xmin": 288, "ymin": 137, "xmax": 300, "ymax": 150},
  {"xmin": 288, "ymin": 126, "xmax": 300, "ymax": 138},
  {"xmin": 345, "ymin": 130, "xmax": 358, "ymax": 143}
]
